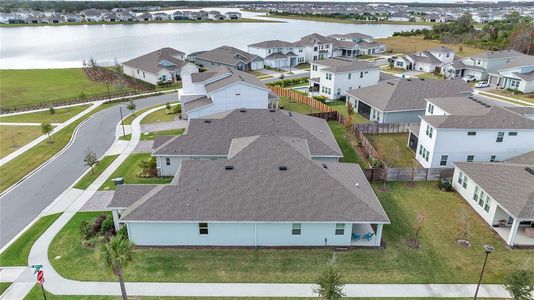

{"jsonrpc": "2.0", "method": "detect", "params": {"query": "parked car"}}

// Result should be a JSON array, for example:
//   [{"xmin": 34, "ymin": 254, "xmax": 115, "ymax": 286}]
[
  {"xmin": 462, "ymin": 75, "xmax": 476, "ymax": 82},
  {"xmin": 474, "ymin": 81, "xmax": 490, "ymax": 88}
]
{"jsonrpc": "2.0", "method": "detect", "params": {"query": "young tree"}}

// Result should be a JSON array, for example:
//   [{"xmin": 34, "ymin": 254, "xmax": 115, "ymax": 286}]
[
  {"xmin": 99, "ymin": 234, "xmax": 134, "ymax": 300},
  {"xmin": 504, "ymin": 269, "xmax": 534, "ymax": 300},
  {"xmin": 126, "ymin": 101, "xmax": 136, "ymax": 116},
  {"xmin": 346, "ymin": 100, "xmax": 354, "ymax": 125},
  {"xmin": 314, "ymin": 264, "xmax": 345, "ymax": 300},
  {"xmin": 49, "ymin": 105, "xmax": 56, "ymax": 115},
  {"xmin": 41, "ymin": 122, "xmax": 54, "ymax": 144},
  {"xmin": 408, "ymin": 209, "xmax": 426, "ymax": 249},
  {"xmin": 458, "ymin": 209, "xmax": 470, "ymax": 242},
  {"xmin": 84, "ymin": 151, "xmax": 98, "ymax": 175}
]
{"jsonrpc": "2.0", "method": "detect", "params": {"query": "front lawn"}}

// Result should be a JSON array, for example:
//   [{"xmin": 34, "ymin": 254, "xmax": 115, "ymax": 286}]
[
  {"xmin": 0, "ymin": 69, "xmax": 124, "ymax": 108},
  {"xmin": 0, "ymin": 213, "xmax": 61, "ymax": 266},
  {"xmin": 119, "ymin": 129, "xmax": 184, "ymax": 141},
  {"xmin": 278, "ymin": 97, "xmax": 320, "ymax": 114},
  {"xmin": 366, "ymin": 133, "xmax": 421, "ymax": 168},
  {"xmin": 0, "ymin": 104, "xmax": 91, "ymax": 123},
  {"xmin": 0, "ymin": 125, "xmax": 42, "ymax": 158},
  {"xmin": 485, "ymin": 89, "xmax": 534, "ymax": 105},
  {"xmin": 415, "ymin": 73, "xmax": 444, "ymax": 80},
  {"xmin": 73, "ymin": 155, "xmax": 120, "ymax": 190},
  {"xmin": 99, "ymin": 153, "xmax": 172, "ymax": 190},
  {"xmin": 326, "ymin": 100, "xmax": 370, "ymax": 124},
  {"xmin": 49, "ymin": 182, "xmax": 533, "ymax": 283},
  {"xmin": 140, "ymin": 105, "xmax": 180, "ymax": 124},
  {"xmin": 327, "ymin": 121, "xmax": 368, "ymax": 168}
]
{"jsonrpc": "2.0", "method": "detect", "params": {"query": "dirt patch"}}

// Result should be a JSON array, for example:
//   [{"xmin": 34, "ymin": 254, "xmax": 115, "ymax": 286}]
[
  {"xmin": 456, "ymin": 239, "xmax": 471, "ymax": 248},
  {"xmin": 406, "ymin": 239, "xmax": 421, "ymax": 249},
  {"xmin": 84, "ymin": 67, "xmax": 153, "ymax": 92},
  {"xmin": 404, "ymin": 182, "xmax": 417, "ymax": 189}
]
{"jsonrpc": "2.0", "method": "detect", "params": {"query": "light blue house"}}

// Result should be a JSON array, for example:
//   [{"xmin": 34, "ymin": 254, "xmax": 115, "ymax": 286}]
[{"xmin": 108, "ymin": 135, "xmax": 390, "ymax": 247}]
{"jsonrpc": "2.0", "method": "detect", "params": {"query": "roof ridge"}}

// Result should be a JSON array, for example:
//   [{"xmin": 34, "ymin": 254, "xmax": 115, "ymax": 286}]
[{"xmin": 120, "ymin": 185, "xmax": 166, "ymax": 220}]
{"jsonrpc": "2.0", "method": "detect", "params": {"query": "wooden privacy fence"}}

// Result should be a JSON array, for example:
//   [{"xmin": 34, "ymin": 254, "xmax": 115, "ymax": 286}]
[
  {"xmin": 270, "ymin": 86, "xmax": 334, "ymax": 113},
  {"xmin": 356, "ymin": 122, "xmax": 419, "ymax": 135},
  {"xmin": 363, "ymin": 168, "xmax": 454, "ymax": 182}
]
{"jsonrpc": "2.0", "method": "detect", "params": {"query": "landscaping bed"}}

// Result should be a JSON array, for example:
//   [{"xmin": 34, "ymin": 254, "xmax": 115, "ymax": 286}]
[
  {"xmin": 48, "ymin": 182, "xmax": 533, "ymax": 283},
  {"xmin": 0, "ymin": 104, "xmax": 91, "ymax": 123}
]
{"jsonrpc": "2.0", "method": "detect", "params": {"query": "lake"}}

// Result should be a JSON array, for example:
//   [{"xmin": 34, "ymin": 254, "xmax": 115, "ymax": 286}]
[{"xmin": 0, "ymin": 9, "xmax": 429, "ymax": 69}]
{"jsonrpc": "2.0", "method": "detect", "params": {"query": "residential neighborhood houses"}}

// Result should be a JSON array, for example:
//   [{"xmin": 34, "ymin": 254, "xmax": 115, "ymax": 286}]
[{"xmin": 393, "ymin": 45, "xmax": 455, "ymax": 73}]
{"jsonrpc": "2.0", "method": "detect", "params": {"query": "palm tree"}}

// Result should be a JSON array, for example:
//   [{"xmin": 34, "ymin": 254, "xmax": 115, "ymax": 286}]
[
  {"xmin": 126, "ymin": 101, "xmax": 136, "ymax": 116},
  {"xmin": 314, "ymin": 264, "xmax": 345, "ymax": 300},
  {"xmin": 99, "ymin": 234, "xmax": 134, "ymax": 300}
]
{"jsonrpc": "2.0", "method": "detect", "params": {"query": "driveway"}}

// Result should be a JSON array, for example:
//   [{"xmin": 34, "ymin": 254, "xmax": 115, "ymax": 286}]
[{"xmin": 0, "ymin": 94, "xmax": 177, "ymax": 247}]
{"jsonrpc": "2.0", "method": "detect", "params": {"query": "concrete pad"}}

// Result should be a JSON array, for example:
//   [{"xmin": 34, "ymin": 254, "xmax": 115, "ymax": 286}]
[
  {"xmin": 103, "ymin": 140, "xmax": 129, "ymax": 156},
  {"xmin": 79, "ymin": 191, "xmax": 114, "ymax": 212},
  {"xmin": 141, "ymin": 120, "xmax": 187, "ymax": 133}
]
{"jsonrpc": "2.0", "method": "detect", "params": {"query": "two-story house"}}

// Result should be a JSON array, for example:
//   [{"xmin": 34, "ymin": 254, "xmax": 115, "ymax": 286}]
[
  {"xmin": 247, "ymin": 40, "xmax": 306, "ymax": 68},
  {"xmin": 487, "ymin": 54, "xmax": 534, "ymax": 93},
  {"xmin": 179, "ymin": 66, "xmax": 274, "ymax": 119},
  {"xmin": 414, "ymin": 96, "xmax": 534, "ymax": 168},
  {"xmin": 329, "ymin": 32, "xmax": 386, "ymax": 57},
  {"xmin": 442, "ymin": 50, "xmax": 523, "ymax": 80},
  {"xmin": 393, "ymin": 46, "xmax": 455, "ymax": 73},
  {"xmin": 296, "ymin": 33, "xmax": 335, "ymax": 62},
  {"xmin": 308, "ymin": 57, "xmax": 380, "ymax": 100}
]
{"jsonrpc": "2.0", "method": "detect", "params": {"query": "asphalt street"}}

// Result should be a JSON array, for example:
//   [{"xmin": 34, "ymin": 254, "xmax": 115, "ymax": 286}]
[{"xmin": 0, "ymin": 93, "xmax": 176, "ymax": 248}]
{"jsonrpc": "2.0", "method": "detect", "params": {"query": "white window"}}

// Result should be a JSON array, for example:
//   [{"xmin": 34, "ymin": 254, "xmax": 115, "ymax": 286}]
[
  {"xmin": 490, "ymin": 155, "xmax": 496, "ymax": 162},
  {"xmin": 165, "ymin": 157, "xmax": 171, "ymax": 166},
  {"xmin": 427, "ymin": 103, "xmax": 434, "ymax": 114},
  {"xmin": 292, "ymin": 223, "xmax": 301, "ymax": 235},
  {"xmin": 478, "ymin": 190, "xmax": 485, "ymax": 207},
  {"xmin": 467, "ymin": 131, "xmax": 476, "ymax": 136},
  {"xmin": 335, "ymin": 223, "xmax": 345, "ymax": 235},
  {"xmin": 360, "ymin": 72, "xmax": 363, "ymax": 78},
  {"xmin": 326, "ymin": 73, "xmax": 332, "ymax": 80},
  {"xmin": 462, "ymin": 175, "xmax": 468, "ymax": 189},
  {"xmin": 484, "ymin": 195, "xmax": 492, "ymax": 212},
  {"xmin": 426, "ymin": 124, "xmax": 433, "ymax": 138},
  {"xmin": 312, "ymin": 65, "xmax": 317, "ymax": 71}
]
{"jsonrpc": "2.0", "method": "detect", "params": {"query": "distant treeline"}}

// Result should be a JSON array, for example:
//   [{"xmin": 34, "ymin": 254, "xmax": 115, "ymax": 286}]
[
  {"xmin": 0, "ymin": 1, "xmax": 229, "ymax": 13},
  {"xmin": 394, "ymin": 12, "xmax": 534, "ymax": 55}
]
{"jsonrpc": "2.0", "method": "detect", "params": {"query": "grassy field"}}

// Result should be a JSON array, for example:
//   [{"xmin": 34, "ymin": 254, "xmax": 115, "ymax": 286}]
[
  {"xmin": 99, "ymin": 153, "xmax": 172, "ymax": 190},
  {"xmin": 0, "ymin": 69, "xmax": 124, "ymax": 108},
  {"xmin": 72, "ymin": 155, "xmax": 119, "ymax": 190},
  {"xmin": 49, "ymin": 182, "xmax": 533, "ymax": 283},
  {"xmin": 278, "ymin": 97, "xmax": 320, "ymax": 114},
  {"xmin": 376, "ymin": 36, "xmax": 482, "ymax": 57},
  {"xmin": 0, "ymin": 213, "xmax": 61, "ymax": 266},
  {"xmin": 366, "ymin": 133, "xmax": 421, "ymax": 168},
  {"xmin": 119, "ymin": 129, "xmax": 184, "ymax": 141},
  {"xmin": 265, "ymin": 14, "xmax": 433, "ymax": 26},
  {"xmin": 486, "ymin": 89, "xmax": 534, "ymax": 105},
  {"xmin": 0, "ymin": 283, "xmax": 11, "ymax": 295},
  {"xmin": 0, "ymin": 104, "xmax": 91, "ymax": 123},
  {"xmin": 327, "ymin": 121, "xmax": 368, "ymax": 168},
  {"xmin": 0, "ymin": 102, "xmax": 117, "ymax": 193},
  {"xmin": 140, "ymin": 105, "xmax": 180, "ymax": 124},
  {"xmin": 326, "ymin": 100, "xmax": 370, "ymax": 124},
  {"xmin": 0, "ymin": 125, "xmax": 43, "ymax": 158}
]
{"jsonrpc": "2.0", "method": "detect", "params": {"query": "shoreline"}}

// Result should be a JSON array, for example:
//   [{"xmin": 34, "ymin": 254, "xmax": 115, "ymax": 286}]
[
  {"xmin": 261, "ymin": 14, "xmax": 434, "ymax": 26},
  {"xmin": 0, "ymin": 18, "xmax": 283, "ymax": 28}
]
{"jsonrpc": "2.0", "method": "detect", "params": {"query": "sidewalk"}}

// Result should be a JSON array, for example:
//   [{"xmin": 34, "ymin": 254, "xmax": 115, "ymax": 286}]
[{"xmin": 474, "ymin": 89, "xmax": 533, "ymax": 106}]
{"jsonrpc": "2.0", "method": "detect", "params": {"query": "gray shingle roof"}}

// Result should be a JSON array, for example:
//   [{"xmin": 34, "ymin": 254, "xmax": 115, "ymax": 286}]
[
  {"xmin": 505, "ymin": 151, "xmax": 534, "ymax": 165},
  {"xmin": 122, "ymin": 47, "xmax": 187, "ymax": 74},
  {"xmin": 182, "ymin": 96, "xmax": 213, "ymax": 113},
  {"xmin": 422, "ymin": 106, "xmax": 534, "ymax": 129},
  {"xmin": 428, "ymin": 46, "xmax": 454, "ymax": 53},
  {"xmin": 471, "ymin": 49, "xmax": 522, "ymax": 60},
  {"xmin": 248, "ymin": 40, "xmax": 301, "ymax": 48},
  {"xmin": 407, "ymin": 51, "xmax": 441, "ymax": 65},
  {"xmin": 108, "ymin": 185, "xmax": 158, "ymax": 208},
  {"xmin": 455, "ymin": 159, "xmax": 534, "ymax": 219},
  {"xmin": 153, "ymin": 109, "xmax": 342, "ymax": 157},
  {"xmin": 297, "ymin": 33, "xmax": 334, "ymax": 46},
  {"xmin": 202, "ymin": 66, "xmax": 269, "ymax": 93},
  {"xmin": 329, "ymin": 32, "xmax": 373, "ymax": 40},
  {"xmin": 346, "ymin": 78, "xmax": 472, "ymax": 112},
  {"xmin": 314, "ymin": 57, "xmax": 376, "ymax": 73},
  {"xmin": 120, "ymin": 135, "xmax": 390, "ymax": 223},
  {"xmin": 196, "ymin": 46, "xmax": 262, "ymax": 66},
  {"xmin": 495, "ymin": 55, "xmax": 534, "ymax": 72},
  {"xmin": 426, "ymin": 96, "xmax": 492, "ymax": 116}
]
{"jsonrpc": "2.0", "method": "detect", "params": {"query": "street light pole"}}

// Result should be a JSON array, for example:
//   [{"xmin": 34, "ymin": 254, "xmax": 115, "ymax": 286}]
[
  {"xmin": 119, "ymin": 106, "xmax": 126, "ymax": 138},
  {"xmin": 474, "ymin": 245, "xmax": 495, "ymax": 300}
]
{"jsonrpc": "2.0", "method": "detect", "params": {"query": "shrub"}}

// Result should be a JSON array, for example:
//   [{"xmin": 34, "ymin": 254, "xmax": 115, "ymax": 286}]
[
  {"xmin": 267, "ymin": 77, "xmax": 308, "ymax": 88},
  {"xmin": 49, "ymin": 105, "xmax": 56, "ymax": 115},
  {"xmin": 91, "ymin": 215, "xmax": 108, "ymax": 236},
  {"xmin": 79, "ymin": 220, "xmax": 92, "ymax": 240},
  {"xmin": 504, "ymin": 269, "xmax": 534, "ymax": 300},
  {"xmin": 172, "ymin": 104, "xmax": 182, "ymax": 114},
  {"xmin": 313, "ymin": 95, "xmax": 328, "ymax": 103},
  {"xmin": 369, "ymin": 156, "xmax": 382, "ymax": 168},
  {"xmin": 138, "ymin": 157, "xmax": 158, "ymax": 178},
  {"xmin": 100, "ymin": 217, "xmax": 115, "ymax": 235},
  {"xmin": 117, "ymin": 225, "xmax": 129, "ymax": 239}
]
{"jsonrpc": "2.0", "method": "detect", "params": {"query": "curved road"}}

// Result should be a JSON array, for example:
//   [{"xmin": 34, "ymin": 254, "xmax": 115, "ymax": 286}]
[{"xmin": 0, "ymin": 93, "xmax": 176, "ymax": 248}]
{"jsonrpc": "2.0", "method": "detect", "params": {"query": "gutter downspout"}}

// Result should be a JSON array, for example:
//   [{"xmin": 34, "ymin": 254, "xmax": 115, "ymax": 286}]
[{"xmin": 254, "ymin": 222, "xmax": 257, "ymax": 249}]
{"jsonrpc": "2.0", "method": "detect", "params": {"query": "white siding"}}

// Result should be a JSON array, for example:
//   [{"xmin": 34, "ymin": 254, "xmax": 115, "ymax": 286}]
[{"xmin": 123, "ymin": 65, "xmax": 158, "ymax": 85}]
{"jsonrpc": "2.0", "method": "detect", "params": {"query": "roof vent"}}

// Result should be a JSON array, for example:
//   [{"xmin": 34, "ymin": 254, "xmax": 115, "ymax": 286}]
[
  {"xmin": 419, "ymin": 78, "xmax": 424, "ymax": 81},
  {"xmin": 279, "ymin": 165, "xmax": 288, "ymax": 171},
  {"xmin": 526, "ymin": 167, "xmax": 534, "ymax": 176},
  {"xmin": 322, "ymin": 163, "xmax": 328, "ymax": 169},
  {"xmin": 240, "ymin": 108, "xmax": 247, "ymax": 112},
  {"xmin": 355, "ymin": 182, "xmax": 360, "ymax": 187},
  {"xmin": 204, "ymin": 120, "xmax": 211, "ymax": 123},
  {"xmin": 225, "ymin": 165, "xmax": 234, "ymax": 170},
  {"xmin": 406, "ymin": 78, "xmax": 411, "ymax": 81},
  {"xmin": 269, "ymin": 109, "xmax": 276, "ymax": 112}
]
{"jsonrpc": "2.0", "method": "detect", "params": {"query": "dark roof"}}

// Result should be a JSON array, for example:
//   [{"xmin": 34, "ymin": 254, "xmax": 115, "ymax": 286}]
[
  {"xmin": 108, "ymin": 185, "xmax": 158, "ymax": 208},
  {"xmin": 313, "ymin": 57, "xmax": 376, "ymax": 73},
  {"xmin": 426, "ymin": 96, "xmax": 492, "ymax": 115},
  {"xmin": 196, "ymin": 46, "xmax": 262, "ymax": 66},
  {"xmin": 248, "ymin": 40, "xmax": 302, "ymax": 48},
  {"xmin": 182, "ymin": 96, "xmax": 213, "ymax": 113},
  {"xmin": 297, "ymin": 33, "xmax": 335, "ymax": 46},
  {"xmin": 346, "ymin": 78, "xmax": 472, "ymax": 112},
  {"xmin": 471, "ymin": 49, "xmax": 522, "ymax": 60},
  {"xmin": 153, "ymin": 109, "xmax": 342, "ymax": 157},
  {"xmin": 190, "ymin": 66, "xmax": 269, "ymax": 92},
  {"xmin": 407, "ymin": 51, "xmax": 441, "ymax": 65},
  {"xmin": 119, "ymin": 135, "xmax": 390, "ymax": 223},
  {"xmin": 122, "ymin": 47, "xmax": 187, "ymax": 74}
]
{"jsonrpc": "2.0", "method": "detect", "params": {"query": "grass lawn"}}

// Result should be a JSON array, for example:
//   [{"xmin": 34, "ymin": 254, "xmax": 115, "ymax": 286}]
[
  {"xmin": 366, "ymin": 133, "xmax": 421, "ymax": 168},
  {"xmin": 0, "ymin": 125, "xmax": 43, "ymax": 158},
  {"xmin": 122, "ymin": 103, "xmax": 168, "ymax": 125},
  {"xmin": 156, "ymin": 82, "xmax": 182, "ymax": 92},
  {"xmin": 72, "ymin": 155, "xmax": 119, "ymax": 190},
  {"xmin": 485, "ymin": 89, "xmax": 534, "ymax": 105},
  {"xmin": 0, "ymin": 213, "xmax": 61, "ymax": 266},
  {"xmin": 0, "ymin": 69, "xmax": 126, "ymax": 108},
  {"xmin": 0, "ymin": 102, "xmax": 118, "ymax": 193},
  {"xmin": 376, "ymin": 36, "xmax": 482, "ymax": 57},
  {"xmin": 278, "ymin": 97, "xmax": 320, "ymax": 114},
  {"xmin": 140, "ymin": 105, "xmax": 180, "ymax": 124},
  {"xmin": 296, "ymin": 63, "xmax": 310, "ymax": 70},
  {"xmin": 98, "ymin": 153, "xmax": 172, "ymax": 190},
  {"xmin": 0, "ymin": 104, "xmax": 91, "ymax": 123},
  {"xmin": 326, "ymin": 100, "xmax": 370, "ymax": 124},
  {"xmin": 0, "ymin": 283, "xmax": 11, "ymax": 295},
  {"xmin": 250, "ymin": 70, "xmax": 269, "ymax": 77},
  {"xmin": 119, "ymin": 129, "xmax": 184, "ymax": 141},
  {"xmin": 381, "ymin": 66, "xmax": 405, "ymax": 74},
  {"xmin": 49, "ymin": 182, "xmax": 533, "ymax": 283},
  {"xmin": 415, "ymin": 73, "xmax": 444, "ymax": 80},
  {"xmin": 327, "ymin": 121, "xmax": 368, "ymax": 168}
]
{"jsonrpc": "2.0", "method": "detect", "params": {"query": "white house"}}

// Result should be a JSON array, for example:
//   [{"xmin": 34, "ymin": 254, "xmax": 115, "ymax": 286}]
[
  {"xmin": 179, "ymin": 66, "xmax": 273, "ymax": 119},
  {"xmin": 248, "ymin": 40, "xmax": 306, "ymax": 68},
  {"xmin": 194, "ymin": 46, "xmax": 264, "ymax": 71},
  {"xmin": 329, "ymin": 33, "xmax": 386, "ymax": 56},
  {"xmin": 346, "ymin": 78, "xmax": 472, "ymax": 123},
  {"xmin": 122, "ymin": 48, "xmax": 198, "ymax": 86},
  {"xmin": 309, "ymin": 57, "xmax": 380, "ymax": 100},
  {"xmin": 442, "ymin": 50, "xmax": 523, "ymax": 80},
  {"xmin": 108, "ymin": 134, "xmax": 389, "ymax": 247},
  {"xmin": 414, "ymin": 96, "xmax": 534, "ymax": 168},
  {"xmin": 452, "ymin": 152, "xmax": 534, "ymax": 247},
  {"xmin": 296, "ymin": 33, "xmax": 335, "ymax": 62},
  {"xmin": 393, "ymin": 46, "xmax": 455, "ymax": 73},
  {"xmin": 487, "ymin": 54, "xmax": 534, "ymax": 93},
  {"xmin": 152, "ymin": 109, "xmax": 343, "ymax": 176}
]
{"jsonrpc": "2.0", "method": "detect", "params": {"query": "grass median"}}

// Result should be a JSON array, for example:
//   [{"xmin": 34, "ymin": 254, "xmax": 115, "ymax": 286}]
[
  {"xmin": 0, "ymin": 213, "xmax": 61, "ymax": 266},
  {"xmin": 48, "ymin": 182, "xmax": 533, "ymax": 283},
  {"xmin": 73, "ymin": 155, "xmax": 120, "ymax": 190}
]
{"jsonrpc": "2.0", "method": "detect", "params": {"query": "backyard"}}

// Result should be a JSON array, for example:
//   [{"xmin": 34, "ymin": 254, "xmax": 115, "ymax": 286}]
[
  {"xmin": 48, "ymin": 182, "xmax": 533, "ymax": 283},
  {"xmin": 278, "ymin": 97, "xmax": 320, "ymax": 114},
  {"xmin": 366, "ymin": 133, "xmax": 421, "ymax": 168},
  {"xmin": 0, "ymin": 125, "xmax": 43, "ymax": 158},
  {"xmin": 0, "ymin": 104, "xmax": 91, "ymax": 123},
  {"xmin": 327, "ymin": 121, "xmax": 368, "ymax": 168},
  {"xmin": 98, "ymin": 153, "xmax": 172, "ymax": 190},
  {"xmin": 326, "ymin": 100, "xmax": 370, "ymax": 124}
]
